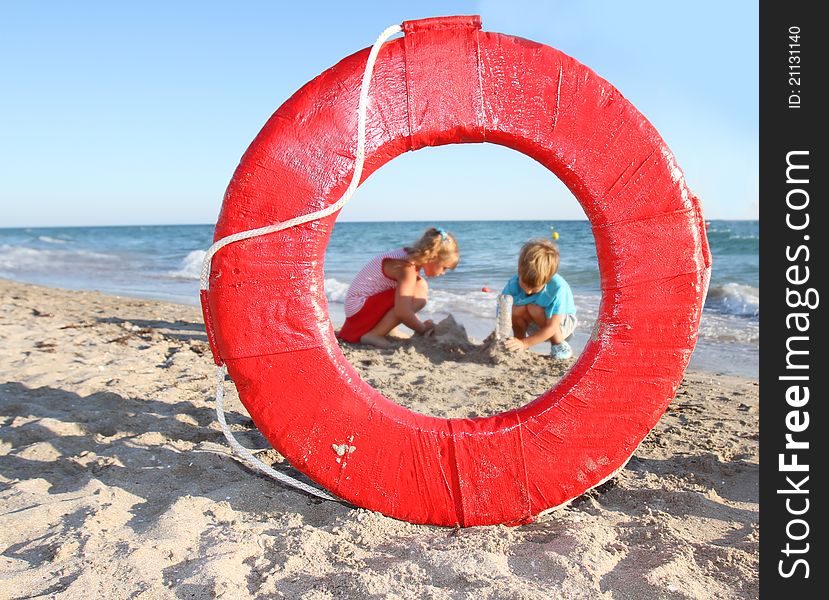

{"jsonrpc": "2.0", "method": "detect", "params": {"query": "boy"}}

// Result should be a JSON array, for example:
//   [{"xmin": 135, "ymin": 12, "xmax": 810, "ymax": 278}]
[{"xmin": 502, "ymin": 239, "xmax": 577, "ymax": 359}]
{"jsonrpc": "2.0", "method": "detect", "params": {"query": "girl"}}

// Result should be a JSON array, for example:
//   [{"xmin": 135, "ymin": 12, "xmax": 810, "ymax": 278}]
[{"xmin": 338, "ymin": 227, "xmax": 459, "ymax": 348}]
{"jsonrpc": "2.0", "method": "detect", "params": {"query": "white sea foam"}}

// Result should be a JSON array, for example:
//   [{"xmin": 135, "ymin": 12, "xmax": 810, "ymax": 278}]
[
  {"xmin": 0, "ymin": 244, "xmax": 115, "ymax": 273},
  {"xmin": 37, "ymin": 235, "xmax": 71, "ymax": 244},
  {"xmin": 324, "ymin": 278, "xmax": 350, "ymax": 303},
  {"xmin": 428, "ymin": 288, "xmax": 499, "ymax": 319},
  {"xmin": 698, "ymin": 314, "xmax": 759, "ymax": 344},
  {"xmin": 705, "ymin": 283, "xmax": 759, "ymax": 317},
  {"xmin": 166, "ymin": 250, "xmax": 206, "ymax": 280}
]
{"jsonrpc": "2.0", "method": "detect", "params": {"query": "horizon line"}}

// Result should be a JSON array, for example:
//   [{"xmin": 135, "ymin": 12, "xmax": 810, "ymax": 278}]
[{"xmin": 1, "ymin": 217, "xmax": 759, "ymax": 230}]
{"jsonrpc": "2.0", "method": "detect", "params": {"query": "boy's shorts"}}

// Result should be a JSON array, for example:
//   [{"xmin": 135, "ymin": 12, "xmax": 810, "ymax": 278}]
[
  {"xmin": 559, "ymin": 314, "xmax": 577, "ymax": 340},
  {"xmin": 527, "ymin": 313, "xmax": 577, "ymax": 340}
]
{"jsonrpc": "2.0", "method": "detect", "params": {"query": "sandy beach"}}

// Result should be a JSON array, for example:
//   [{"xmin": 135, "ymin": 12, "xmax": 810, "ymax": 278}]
[{"xmin": 0, "ymin": 278, "xmax": 758, "ymax": 599}]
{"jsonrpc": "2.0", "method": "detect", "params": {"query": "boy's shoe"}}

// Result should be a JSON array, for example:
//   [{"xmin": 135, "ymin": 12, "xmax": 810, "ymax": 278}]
[{"xmin": 550, "ymin": 340, "xmax": 573, "ymax": 360}]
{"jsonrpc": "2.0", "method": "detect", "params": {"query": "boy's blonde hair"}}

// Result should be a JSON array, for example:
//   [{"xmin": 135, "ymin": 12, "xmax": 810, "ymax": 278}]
[
  {"xmin": 406, "ymin": 227, "xmax": 459, "ymax": 268},
  {"xmin": 518, "ymin": 239, "xmax": 560, "ymax": 288}
]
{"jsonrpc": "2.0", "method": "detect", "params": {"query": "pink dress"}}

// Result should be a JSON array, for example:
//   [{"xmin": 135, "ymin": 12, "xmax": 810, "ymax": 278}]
[
  {"xmin": 338, "ymin": 248, "xmax": 411, "ymax": 343},
  {"xmin": 344, "ymin": 248, "xmax": 409, "ymax": 317}
]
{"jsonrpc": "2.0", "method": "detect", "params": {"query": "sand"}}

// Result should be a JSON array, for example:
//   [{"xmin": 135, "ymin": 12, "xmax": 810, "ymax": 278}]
[{"xmin": 0, "ymin": 278, "xmax": 758, "ymax": 599}]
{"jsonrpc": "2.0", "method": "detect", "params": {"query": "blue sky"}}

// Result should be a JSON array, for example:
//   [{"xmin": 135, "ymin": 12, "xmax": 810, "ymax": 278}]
[{"xmin": 1, "ymin": 1, "xmax": 757, "ymax": 227}]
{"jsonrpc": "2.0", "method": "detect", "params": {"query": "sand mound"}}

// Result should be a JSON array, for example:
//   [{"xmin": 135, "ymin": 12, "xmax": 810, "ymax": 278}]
[{"xmin": 430, "ymin": 314, "xmax": 474, "ymax": 348}]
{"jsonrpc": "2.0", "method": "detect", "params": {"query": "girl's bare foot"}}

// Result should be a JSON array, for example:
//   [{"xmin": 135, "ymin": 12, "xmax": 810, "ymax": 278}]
[{"xmin": 359, "ymin": 333, "xmax": 393, "ymax": 348}]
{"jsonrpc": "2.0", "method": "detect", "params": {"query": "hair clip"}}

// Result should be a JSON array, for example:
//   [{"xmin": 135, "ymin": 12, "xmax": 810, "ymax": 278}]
[{"xmin": 435, "ymin": 227, "xmax": 448, "ymax": 241}]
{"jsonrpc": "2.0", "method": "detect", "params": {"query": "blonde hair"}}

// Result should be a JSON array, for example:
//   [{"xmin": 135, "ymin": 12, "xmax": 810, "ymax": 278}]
[
  {"xmin": 517, "ymin": 239, "xmax": 560, "ymax": 288},
  {"xmin": 406, "ymin": 227, "xmax": 459, "ymax": 268}
]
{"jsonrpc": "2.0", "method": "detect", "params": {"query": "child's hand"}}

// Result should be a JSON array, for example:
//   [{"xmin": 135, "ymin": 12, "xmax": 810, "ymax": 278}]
[
  {"xmin": 504, "ymin": 337, "xmax": 527, "ymax": 352},
  {"xmin": 417, "ymin": 320, "xmax": 435, "ymax": 336}
]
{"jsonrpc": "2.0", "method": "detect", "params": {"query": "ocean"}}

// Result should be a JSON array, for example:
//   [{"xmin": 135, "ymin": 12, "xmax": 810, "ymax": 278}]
[{"xmin": 0, "ymin": 220, "xmax": 758, "ymax": 377}]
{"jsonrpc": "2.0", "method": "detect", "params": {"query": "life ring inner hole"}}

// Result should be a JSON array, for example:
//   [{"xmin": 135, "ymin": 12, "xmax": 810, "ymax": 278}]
[{"xmin": 327, "ymin": 142, "xmax": 602, "ymax": 420}]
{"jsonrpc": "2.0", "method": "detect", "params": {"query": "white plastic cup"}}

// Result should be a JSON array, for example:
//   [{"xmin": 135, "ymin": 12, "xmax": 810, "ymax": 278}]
[{"xmin": 496, "ymin": 294, "xmax": 513, "ymax": 340}]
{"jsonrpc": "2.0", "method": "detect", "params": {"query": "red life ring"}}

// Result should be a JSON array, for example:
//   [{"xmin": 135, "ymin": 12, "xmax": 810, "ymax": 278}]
[{"xmin": 202, "ymin": 15, "xmax": 711, "ymax": 526}]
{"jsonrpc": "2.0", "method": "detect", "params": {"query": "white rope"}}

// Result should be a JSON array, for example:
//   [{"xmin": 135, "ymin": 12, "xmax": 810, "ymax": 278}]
[
  {"xmin": 204, "ymin": 23, "xmax": 403, "ymax": 500},
  {"xmin": 214, "ymin": 366, "xmax": 337, "ymax": 501}
]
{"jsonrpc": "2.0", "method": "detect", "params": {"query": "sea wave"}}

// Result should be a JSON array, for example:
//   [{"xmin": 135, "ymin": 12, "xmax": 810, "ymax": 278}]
[
  {"xmin": 166, "ymin": 250, "xmax": 206, "ymax": 280},
  {"xmin": 37, "ymin": 235, "xmax": 72, "ymax": 244},
  {"xmin": 324, "ymin": 278, "xmax": 350, "ymax": 303},
  {"xmin": 705, "ymin": 283, "xmax": 759, "ymax": 317},
  {"xmin": 706, "ymin": 228, "xmax": 759, "ymax": 241},
  {"xmin": 170, "ymin": 253, "xmax": 350, "ymax": 285},
  {"xmin": 428, "ymin": 288, "xmax": 499, "ymax": 319},
  {"xmin": 0, "ymin": 244, "xmax": 116, "ymax": 273}
]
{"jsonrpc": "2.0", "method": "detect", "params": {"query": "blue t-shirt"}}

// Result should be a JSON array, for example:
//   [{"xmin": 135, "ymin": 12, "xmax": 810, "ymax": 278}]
[{"xmin": 501, "ymin": 273, "xmax": 576, "ymax": 319}]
